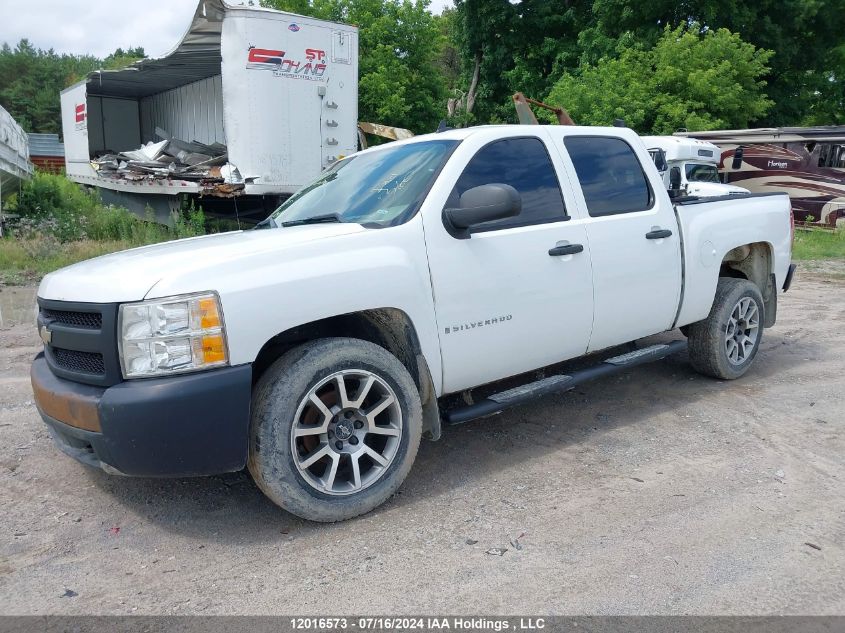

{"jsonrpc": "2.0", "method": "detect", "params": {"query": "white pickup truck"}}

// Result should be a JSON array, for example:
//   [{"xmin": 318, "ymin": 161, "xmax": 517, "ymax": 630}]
[{"xmin": 32, "ymin": 125, "xmax": 795, "ymax": 522}]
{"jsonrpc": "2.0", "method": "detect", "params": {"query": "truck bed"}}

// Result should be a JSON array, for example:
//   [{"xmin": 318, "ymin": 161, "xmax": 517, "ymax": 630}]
[{"xmin": 673, "ymin": 191, "xmax": 793, "ymax": 328}]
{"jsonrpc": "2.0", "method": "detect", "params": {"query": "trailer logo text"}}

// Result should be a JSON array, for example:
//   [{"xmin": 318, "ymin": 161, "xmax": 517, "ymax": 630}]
[
  {"xmin": 74, "ymin": 103, "xmax": 86, "ymax": 130},
  {"xmin": 246, "ymin": 45, "xmax": 327, "ymax": 81}
]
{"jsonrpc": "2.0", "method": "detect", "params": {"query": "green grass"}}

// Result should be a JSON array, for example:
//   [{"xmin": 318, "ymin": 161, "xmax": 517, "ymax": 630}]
[
  {"xmin": 0, "ymin": 171, "xmax": 209, "ymax": 285},
  {"xmin": 792, "ymin": 227, "xmax": 845, "ymax": 260}
]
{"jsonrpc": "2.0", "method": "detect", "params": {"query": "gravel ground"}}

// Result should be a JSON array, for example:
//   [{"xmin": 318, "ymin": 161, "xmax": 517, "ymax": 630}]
[{"xmin": 0, "ymin": 270, "xmax": 843, "ymax": 615}]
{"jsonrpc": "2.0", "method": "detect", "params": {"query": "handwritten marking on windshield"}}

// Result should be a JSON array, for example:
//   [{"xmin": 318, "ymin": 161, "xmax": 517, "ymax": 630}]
[{"xmin": 372, "ymin": 173, "xmax": 413, "ymax": 195}]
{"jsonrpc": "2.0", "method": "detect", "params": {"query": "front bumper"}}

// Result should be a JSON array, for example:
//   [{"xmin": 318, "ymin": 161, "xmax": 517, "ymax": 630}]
[{"xmin": 31, "ymin": 354, "xmax": 252, "ymax": 477}]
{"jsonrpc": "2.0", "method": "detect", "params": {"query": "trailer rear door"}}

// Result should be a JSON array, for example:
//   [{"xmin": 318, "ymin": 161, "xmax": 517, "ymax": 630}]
[
  {"xmin": 221, "ymin": 10, "xmax": 358, "ymax": 191},
  {"xmin": 60, "ymin": 81, "xmax": 95, "ymax": 179}
]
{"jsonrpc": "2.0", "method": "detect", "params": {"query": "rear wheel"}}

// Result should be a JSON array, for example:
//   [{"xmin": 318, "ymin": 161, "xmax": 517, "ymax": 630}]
[
  {"xmin": 687, "ymin": 278, "xmax": 764, "ymax": 380},
  {"xmin": 248, "ymin": 337, "xmax": 422, "ymax": 522}
]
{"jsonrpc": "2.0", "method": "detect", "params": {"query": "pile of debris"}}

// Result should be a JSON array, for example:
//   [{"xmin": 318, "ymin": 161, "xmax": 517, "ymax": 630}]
[{"xmin": 91, "ymin": 131, "xmax": 248, "ymax": 194}]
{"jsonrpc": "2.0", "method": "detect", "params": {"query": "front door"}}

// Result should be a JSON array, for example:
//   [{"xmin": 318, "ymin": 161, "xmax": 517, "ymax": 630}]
[{"xmin": 423, "ymin": 132, "xmax": 595, "ymax": 394}]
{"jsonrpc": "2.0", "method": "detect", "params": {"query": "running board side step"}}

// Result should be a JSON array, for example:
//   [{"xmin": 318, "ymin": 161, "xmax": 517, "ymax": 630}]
[{"xmin": 443, "ymin": 340, "xmax": 687, "ymax": 425}]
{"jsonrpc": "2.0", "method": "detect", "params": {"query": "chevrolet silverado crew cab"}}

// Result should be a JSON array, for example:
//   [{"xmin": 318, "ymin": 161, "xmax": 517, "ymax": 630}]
[{"xmin": 31, "ymin": 125, "xmax": 796, "ymax": 522}]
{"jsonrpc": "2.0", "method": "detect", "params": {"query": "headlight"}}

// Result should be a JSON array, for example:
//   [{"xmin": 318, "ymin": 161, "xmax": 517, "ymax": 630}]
[{"xmin": 118, "ymin": 292, "xmax": 229, "ymax": 379}]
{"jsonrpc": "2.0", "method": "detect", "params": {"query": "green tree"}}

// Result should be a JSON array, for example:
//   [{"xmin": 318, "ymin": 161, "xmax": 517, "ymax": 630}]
[
  {"xmin": 580, "ymin": 0, "xmax": 845, "ymax": 126},
  {"xmin": 263, "ymin": 0, "xmax": 446, "ymax": 133},
  {"xmin": 449, "ymin": 0, "xmax": 517, "ymax": 123},
  {"xmin": 501, "ymin": 0, "xmax": 593, "ymax": 111},
  {"xmin": 448, "ymin": 0, "xmax": 601, "ymax": 125},
  {"xmin": 102, "ymin": 47, "xmax": 145, "ymax": 71},
  {"xmin": 435, "ymin": 10, "xmax": 461, "ymax": 100},
  {"xmin": 0, "ymin": 40, "xmax": 96, "ymax": 133},
  {"xmin": 0, "ymin": 41, "xmax": 145, "ymax": 134},
  {"xmin": 546, "ymin": 25, "xmax": 773, "ymax": 134}
]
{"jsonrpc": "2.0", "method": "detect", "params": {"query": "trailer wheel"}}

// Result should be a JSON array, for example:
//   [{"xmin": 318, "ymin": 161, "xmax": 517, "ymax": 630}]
[
  {"xmin": 687, "ymin": 278, "xmax": 764, "ymax": 380},
  {"xmin": 248, "ymin": 337, "xmax": 422, "ymax": 522}
]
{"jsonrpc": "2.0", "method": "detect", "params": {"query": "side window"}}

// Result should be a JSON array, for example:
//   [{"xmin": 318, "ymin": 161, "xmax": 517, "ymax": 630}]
[
  {"xmin": 564, "ymin": 136, "xmax": 653, "ymax": 217},
  {"xmin": 448, "ymin": 137, "xmax": 567, "ymax": 232}
]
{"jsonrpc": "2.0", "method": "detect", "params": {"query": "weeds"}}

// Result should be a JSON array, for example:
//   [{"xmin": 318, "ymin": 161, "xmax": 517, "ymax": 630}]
[
  {"xmin": 0, "ymin": 239, "xmax": 142, "ymax": 284},
  {"xmin": 1, "ymin": 172, "xmax": 211, "ymax": 284}
]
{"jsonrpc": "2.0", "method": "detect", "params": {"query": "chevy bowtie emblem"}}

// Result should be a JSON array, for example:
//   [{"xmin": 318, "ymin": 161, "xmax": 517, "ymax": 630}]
[{"xmin": 39, "ymin": 324, "xmax": 52, "ymax": 345}]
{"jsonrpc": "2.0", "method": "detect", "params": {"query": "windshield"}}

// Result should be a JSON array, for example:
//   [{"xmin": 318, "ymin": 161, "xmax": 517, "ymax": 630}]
[
  {"xmin": 269, "ymin": 140, "xmax": 459, "ymax": 228},
  {"xmin": 685, "ymin": 163, "xmax": 720, "ymax": 183}
]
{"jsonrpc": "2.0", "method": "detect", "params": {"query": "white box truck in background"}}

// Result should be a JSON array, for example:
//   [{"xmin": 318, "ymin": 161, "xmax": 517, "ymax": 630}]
[
  {"xmin": 641, "ymin": 135, "xmax": 748, "ymax": 198},
  {"xmin": 60, "ymin": 0, "xmax": 358, "ymax": 224}
]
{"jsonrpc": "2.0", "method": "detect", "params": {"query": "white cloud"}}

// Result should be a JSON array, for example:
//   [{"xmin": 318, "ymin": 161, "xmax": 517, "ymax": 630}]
[
  {"xmin": 1, "ymin": 0, "xmax": 198, "ymax": 58},
  {"xmin": 1, "ymin": 0, "xmax": 454, "ymax": 59}
]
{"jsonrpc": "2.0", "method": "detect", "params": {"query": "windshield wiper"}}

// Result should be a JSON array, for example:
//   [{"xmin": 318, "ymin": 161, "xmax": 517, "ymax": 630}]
[
  {"xmin": 253, "ymin": 216, "xmax": 276, "ymax": 229},
  {"xmin": 280, "ymin": 213, "xmax": 343, "ymax": 227}
]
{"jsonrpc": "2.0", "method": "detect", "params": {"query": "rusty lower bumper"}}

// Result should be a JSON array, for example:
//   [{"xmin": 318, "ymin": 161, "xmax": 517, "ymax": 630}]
[{"xmin": 31, "ymin": 355, "xmax": 103, "ymax": 432}]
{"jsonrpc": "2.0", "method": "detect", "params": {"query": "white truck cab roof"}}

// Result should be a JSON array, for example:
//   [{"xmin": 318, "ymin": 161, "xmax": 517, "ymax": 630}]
[
  {"xmin": 641, "ymin": 135, "xmax": 749, "ymax": 196},
  {"xmin": 641, "ymin": 135, "xmax": 721, "ymax": 163}
]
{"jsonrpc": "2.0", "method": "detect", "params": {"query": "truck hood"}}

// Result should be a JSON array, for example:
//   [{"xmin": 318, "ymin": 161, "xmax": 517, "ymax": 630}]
[
  {"xmin": 687, "ymin": 182, "xmax": 749, "ymax": 197},
  {"xmin": 37, "ymin": 223, "xmax": 367, "ymax": 303}
]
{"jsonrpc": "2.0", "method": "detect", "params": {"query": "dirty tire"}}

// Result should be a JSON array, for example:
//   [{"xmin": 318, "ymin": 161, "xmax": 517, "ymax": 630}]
[
  {"xmin": 248, "ymin": 337, "xmax": 422, "ymax": 522},
  {"xmin": 687, "ymin": 278, "xmax": 764, "ymax": 380}
]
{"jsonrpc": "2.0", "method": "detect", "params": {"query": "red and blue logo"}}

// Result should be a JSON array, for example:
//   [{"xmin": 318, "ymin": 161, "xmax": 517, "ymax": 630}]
[
  {"xmin": 288, "ymin": 23, "xmax": 300, "ymax": 32},
  {"xmin": 246, "ymin": 45, "xmax": 327, "ymax": 80}
]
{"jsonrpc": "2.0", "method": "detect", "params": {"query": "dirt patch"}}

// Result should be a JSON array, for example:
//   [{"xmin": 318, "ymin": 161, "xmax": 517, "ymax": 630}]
[{"xmin": 1, "ymin": 271, "xmax": 843, "ymax": 615}]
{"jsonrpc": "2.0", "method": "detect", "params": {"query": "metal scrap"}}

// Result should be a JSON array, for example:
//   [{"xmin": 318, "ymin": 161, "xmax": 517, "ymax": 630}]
[{"xmin": 90, "ymin": 137, "xmax": 241, "ymax": 192}]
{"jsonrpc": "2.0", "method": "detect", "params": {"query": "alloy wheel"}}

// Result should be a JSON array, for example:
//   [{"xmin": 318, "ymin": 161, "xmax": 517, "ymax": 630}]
[
  {"xmin": 724, "ymin": 296, "xmax": 760, "ymax": 365},
  {"xmin": 290, "ymin": 370, "xmax": 403, "ymax": 495}
]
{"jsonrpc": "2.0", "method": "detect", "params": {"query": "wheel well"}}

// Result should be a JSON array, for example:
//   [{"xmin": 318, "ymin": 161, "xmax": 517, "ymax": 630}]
[
  {"xmin": 719, "ymin": 242, "xmax": 777, "ymax": 327},
  {"xmin": 252, "ymin": 309, "xmax": 441, "ymax": 439}
]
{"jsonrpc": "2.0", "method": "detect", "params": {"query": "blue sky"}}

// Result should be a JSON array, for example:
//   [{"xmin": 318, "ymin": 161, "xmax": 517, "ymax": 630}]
[{"xmin": 1, "ymin": 0, "xmax": 453, "ymax": 59}]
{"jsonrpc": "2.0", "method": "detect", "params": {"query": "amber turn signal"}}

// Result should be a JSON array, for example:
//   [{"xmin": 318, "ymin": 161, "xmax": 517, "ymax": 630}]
[
  {"xmin": 201, "ymin": 334, "xmax": 227, "ymax": 364},
  {"xmin": 198, "ymin": 297, "xmax": 222, "ymax": 329}
]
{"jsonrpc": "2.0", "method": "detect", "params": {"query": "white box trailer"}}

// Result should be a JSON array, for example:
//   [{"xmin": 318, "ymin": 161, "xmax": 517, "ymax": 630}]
[{"xmin": 60, "ymin": 0, "xmax": 358, "ymax": 223}]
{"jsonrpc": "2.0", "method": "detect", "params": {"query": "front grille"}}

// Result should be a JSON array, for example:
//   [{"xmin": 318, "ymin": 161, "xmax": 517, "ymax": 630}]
[
  {"xmin": 51, "ymin": 347, "xmax": 106, "ymax": 376},
  {"xmin": 37, "ymin": 298, "xmax": 121, "ymax": 387},
  {"xmin": 41, "ymin": 308, "xmax": 102, "ymax": 329}
]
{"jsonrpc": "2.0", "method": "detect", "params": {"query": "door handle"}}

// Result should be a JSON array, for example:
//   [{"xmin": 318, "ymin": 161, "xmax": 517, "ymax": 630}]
[
  {"xmin": 548, "ymin": 243, "xmax": 584, "ymax": 256},
  {"xmin": 645, "ymin": 229, "xmax": 673, "ymax": 239}
]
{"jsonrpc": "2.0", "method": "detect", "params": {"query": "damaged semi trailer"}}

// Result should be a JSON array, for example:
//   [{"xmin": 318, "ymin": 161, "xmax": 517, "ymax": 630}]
[{"xmin": 60, "ymin": 0, "xmax": 358, "ymax": 224}]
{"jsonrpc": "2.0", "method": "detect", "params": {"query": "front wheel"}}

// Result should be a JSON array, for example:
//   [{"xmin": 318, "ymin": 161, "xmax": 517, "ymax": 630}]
[
  {"xmin": 687, "ymin": 278, "xmax": 765, "ymax": 380},
  {"xmin": 248, "ymin": 338, "xmax": 422, "ymax": 522}
]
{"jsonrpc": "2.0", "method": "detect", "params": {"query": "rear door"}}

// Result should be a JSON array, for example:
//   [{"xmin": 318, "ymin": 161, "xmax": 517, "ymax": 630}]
[
  {"xmin": 559, "ymin": 133, "xmax": 682, "ymax": 352},
  {"xmin": 422, "ymin": 130, "xmax": 595, "ymax": 393}
]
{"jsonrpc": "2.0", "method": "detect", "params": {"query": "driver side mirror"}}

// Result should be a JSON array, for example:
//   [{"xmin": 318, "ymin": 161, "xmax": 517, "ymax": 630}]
[{"xmin": 444, "ymin": 183, "xmax": 522, "ymax": 239}]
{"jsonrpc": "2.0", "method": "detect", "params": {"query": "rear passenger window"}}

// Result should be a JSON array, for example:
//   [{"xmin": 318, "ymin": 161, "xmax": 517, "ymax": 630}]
[
  {"xmin": 564, "ymin": 136, "xmax": 653, "ymax": 217},
  {"xmin": 448, "ymin": 137, "xmax": 567, "ymax": 232}
]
